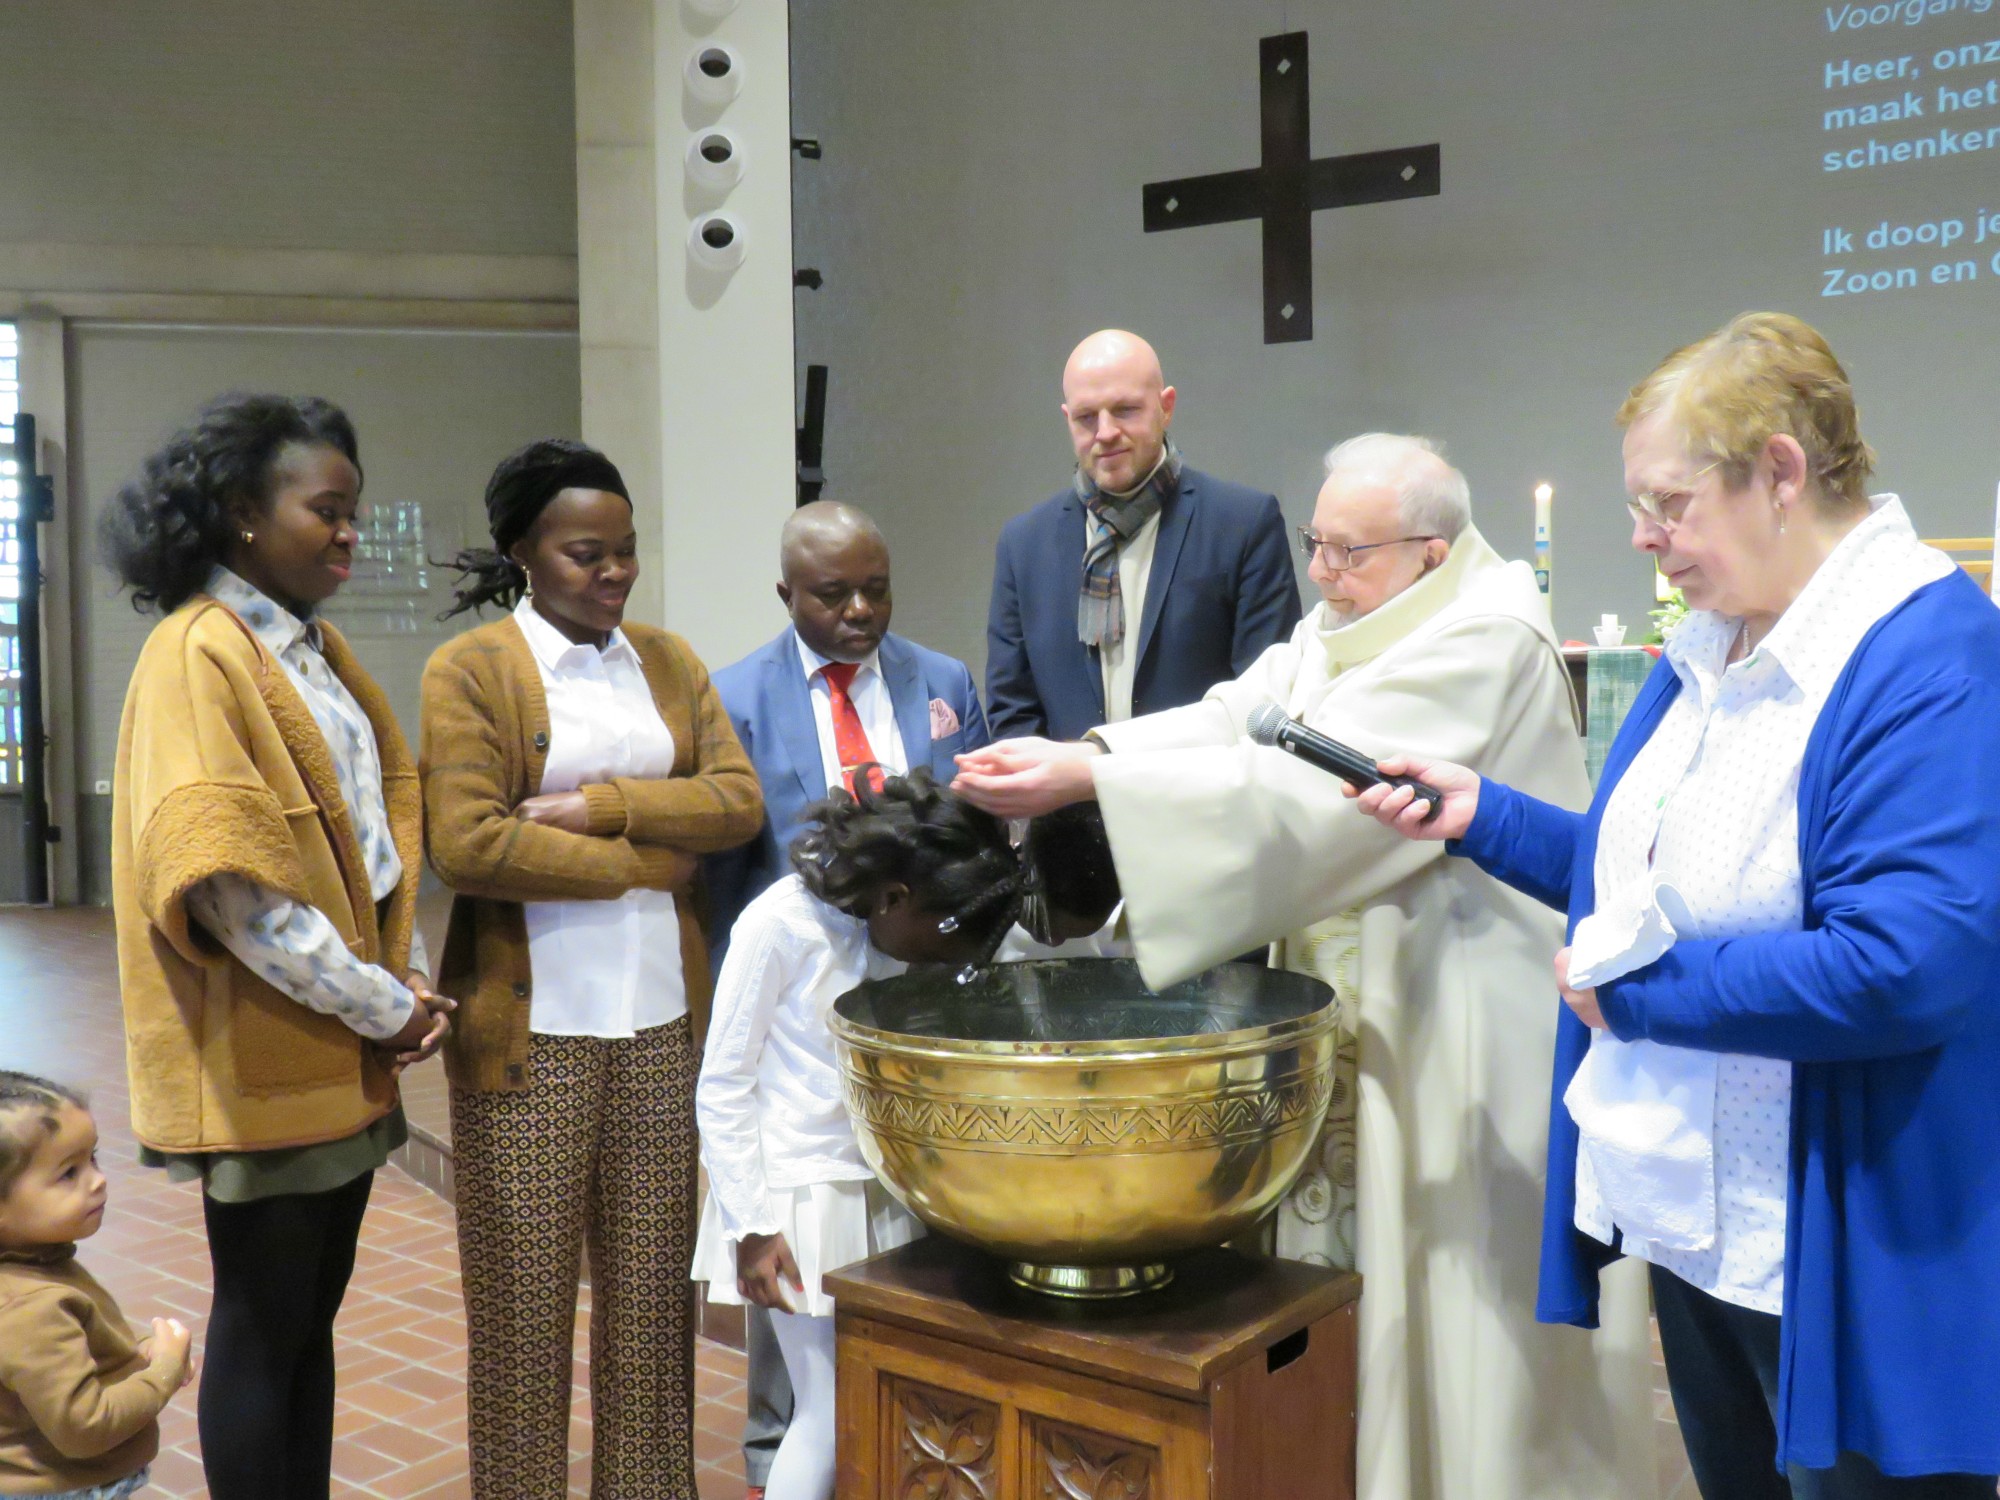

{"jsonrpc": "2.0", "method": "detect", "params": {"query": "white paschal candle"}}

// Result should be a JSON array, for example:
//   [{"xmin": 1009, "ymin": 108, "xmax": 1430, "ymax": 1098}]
[{"xmin": 1533, "ymin": 483, "xmax": 1552, "ymax": 596}]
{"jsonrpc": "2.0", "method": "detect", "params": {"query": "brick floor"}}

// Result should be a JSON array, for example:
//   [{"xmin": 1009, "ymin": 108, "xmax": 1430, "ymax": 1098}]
[
  {"xmin": 2, "ymin": 904, "xmax": 1695, "ymax": 1498},
  {"xmin": 0, "ymin": 907, "xmax": 746, "ymax": 1500}
]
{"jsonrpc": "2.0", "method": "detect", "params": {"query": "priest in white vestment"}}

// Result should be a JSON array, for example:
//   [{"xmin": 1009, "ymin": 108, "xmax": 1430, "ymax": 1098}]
[{"xmin": 955, "ymin": 434, "xmax": 1656, "ymax": 1500}]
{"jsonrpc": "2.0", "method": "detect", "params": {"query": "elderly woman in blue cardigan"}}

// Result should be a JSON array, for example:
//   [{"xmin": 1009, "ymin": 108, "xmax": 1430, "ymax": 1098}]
[{"xmin": 1354, "ymin": 312, "xmax": 2000, "ymax": 1500}]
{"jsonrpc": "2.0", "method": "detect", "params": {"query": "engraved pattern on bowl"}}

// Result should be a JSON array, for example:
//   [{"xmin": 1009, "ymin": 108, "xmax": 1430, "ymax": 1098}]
[{"xmin": 831, "ymin": 959, "xmax": 1339, "ymax": 1271}]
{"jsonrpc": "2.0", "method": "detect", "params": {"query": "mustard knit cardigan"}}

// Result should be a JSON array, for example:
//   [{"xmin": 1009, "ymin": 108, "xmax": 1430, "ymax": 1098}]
[
  {"xmin": 111, "ymin": 599, "xmax": 420, "ymax": 1155},
  {"xmin": 419, "ymin": 615, "xmax": 762, "ymax": 1091}
]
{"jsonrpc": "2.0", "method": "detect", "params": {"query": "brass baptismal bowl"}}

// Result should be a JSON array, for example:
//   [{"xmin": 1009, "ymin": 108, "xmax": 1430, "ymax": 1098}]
[{"xmin": 830, "ymin": 959, "xmax": 1338, "ymax": 1299}]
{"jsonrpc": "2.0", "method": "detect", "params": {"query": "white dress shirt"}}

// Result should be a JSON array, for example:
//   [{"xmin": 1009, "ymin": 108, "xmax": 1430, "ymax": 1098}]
[
  {"xmin": 793, "ymin": 634, "xmax": 908, "ymax": 788},
  {"xmin": 1567, "ymin": 497, "xmax": 1952, "ymax": 1313},
  {"xmin": 515, "ymin": 600, "xmax": 687, "ymax": 1037},
  {"xmin": 1095, "ymin": 511, "xmax": 1160, "ymax": 724},
  {"xmin": 695, "ymin": 874, "xmax": 907, "ymax": 1239}
]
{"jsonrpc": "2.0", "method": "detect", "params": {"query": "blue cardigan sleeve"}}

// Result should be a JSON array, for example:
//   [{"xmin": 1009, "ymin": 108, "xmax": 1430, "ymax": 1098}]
[
  {"xmin": 1449, "ymin": 776, "xmax": 1585, "ymax": 914},
  {"xmin": 1598, "ymin": 669, "xmax": 2000, "ymax": 1061}
]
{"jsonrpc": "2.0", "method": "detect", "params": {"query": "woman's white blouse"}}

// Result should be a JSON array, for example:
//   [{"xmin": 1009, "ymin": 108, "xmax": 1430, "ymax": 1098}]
[
  {"xmin": 696, "ymin": 874, "xmax": 906, "ymax": 1241},
  {"xmin": 515, "ymin": 600, "xmax": 687, "ymax": 1037},
  {"xmin": 1570, "ymin": 497, "xmax": 1951, "ymax": 1314}
]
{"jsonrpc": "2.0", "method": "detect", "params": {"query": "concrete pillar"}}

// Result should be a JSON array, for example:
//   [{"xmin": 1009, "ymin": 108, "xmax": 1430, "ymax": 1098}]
[
  {"xmin": 573, "ymin": 0, "xmax": 797, "ymax": 661},
  {"xmin": 653, "ymin": 0, "xmax": 797, "ymax": 661},
  {"xmin": 574, "ymin": 0, "xmax": 668, "ymax": 629}
]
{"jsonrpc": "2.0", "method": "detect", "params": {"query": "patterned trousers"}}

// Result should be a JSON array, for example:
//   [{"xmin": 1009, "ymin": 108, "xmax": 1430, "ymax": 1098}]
[{"xmin": 451, "ymin": 1019, "xmax": 700, "ymax": 1500}]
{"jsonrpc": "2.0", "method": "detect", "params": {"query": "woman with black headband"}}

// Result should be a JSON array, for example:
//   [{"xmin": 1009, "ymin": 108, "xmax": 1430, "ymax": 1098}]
[{"xmin": 419, "ymin": 438, "xmax": 762, "ymax": 1499}]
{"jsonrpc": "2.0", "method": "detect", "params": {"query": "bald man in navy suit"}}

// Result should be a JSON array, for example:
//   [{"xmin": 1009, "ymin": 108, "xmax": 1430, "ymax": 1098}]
[{"xmin": 986, "ymin": 329, "xmax": 1301, "ymax": 740}]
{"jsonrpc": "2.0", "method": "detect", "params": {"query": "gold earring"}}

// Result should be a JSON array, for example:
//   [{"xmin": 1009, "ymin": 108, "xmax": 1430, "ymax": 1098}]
[
  {"xmin": 1775, "ymin": 503, "xmax": 1787, "ymax": 535},
  {"xmin": 241, "ymin": 529, "xmax": 255, "ymax": 545}
]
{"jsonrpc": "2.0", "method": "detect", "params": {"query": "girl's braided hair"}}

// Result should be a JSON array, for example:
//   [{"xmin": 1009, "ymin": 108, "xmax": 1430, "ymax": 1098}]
[
  {"xmin": 791, "ymin": 767, "xmax": 1021, "ymax": 950},
  {"xmin": 0, "ymin": 1072, "xmax": 87, "ymax": 1198}
]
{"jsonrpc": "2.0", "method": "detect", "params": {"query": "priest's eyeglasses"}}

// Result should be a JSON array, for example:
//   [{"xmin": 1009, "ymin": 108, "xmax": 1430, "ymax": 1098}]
[
  {"xmin": 1296, "ymin": 529, "xmax": 1440, "ymax": 571},
  {"xmin": 1626, "ymin": 461, "xmax": 1721, "ymax": 532}
]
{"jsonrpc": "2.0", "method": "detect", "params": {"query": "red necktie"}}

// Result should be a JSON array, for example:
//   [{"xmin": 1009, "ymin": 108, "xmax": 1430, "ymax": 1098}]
[{"xmin": 819, "ymin": 662, "xmax": 883, "ymax": 795}]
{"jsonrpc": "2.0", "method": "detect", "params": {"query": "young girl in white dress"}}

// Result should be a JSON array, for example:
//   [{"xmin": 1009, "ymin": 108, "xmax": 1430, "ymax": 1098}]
[{"xmin": 690, "ymin": 769, "xmax": 1021, "ymax": 1500}]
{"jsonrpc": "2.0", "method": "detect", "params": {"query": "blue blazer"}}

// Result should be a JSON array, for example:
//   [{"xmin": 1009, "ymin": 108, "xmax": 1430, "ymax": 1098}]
[
  {"xmin": 1455, "ymin": 570, "xmax": 2000, "ymax": 1476},
  {"xmin": 702, "ymin": 628, "xmax": 990, "ymax": 957},
  {"xmin": 984, "ymin": 467, "xmax": 1302, "ymax": 741}
]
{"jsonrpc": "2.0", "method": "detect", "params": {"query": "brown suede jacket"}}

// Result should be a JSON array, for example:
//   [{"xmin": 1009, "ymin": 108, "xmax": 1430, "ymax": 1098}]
[{"xmin": 111, "ymin": 598, "xmax": 417, "ymax": 1153}]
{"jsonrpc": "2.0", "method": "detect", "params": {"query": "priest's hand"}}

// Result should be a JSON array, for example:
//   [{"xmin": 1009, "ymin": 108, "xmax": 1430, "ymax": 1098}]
[
  {"xmin": 1554, "ymin": 948, "xmax": 1607, "ymax": 1029},
  {"xmin": 952, "ymin": 738, "xmax": 1102, "ymax": 818},
  {"xmin": 737, "ymin": 1232, "xmax": 804, "ymax": 1312},
  {"xmin": 1347, "ymin": 754, "xmax": 1480, "ymax": 840}
]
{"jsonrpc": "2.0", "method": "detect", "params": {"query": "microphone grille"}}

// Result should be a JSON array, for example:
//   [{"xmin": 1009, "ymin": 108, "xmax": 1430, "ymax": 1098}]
[{"xmin": 1245, "ymin": 703, "xmax": 1289, "ymax": 746}]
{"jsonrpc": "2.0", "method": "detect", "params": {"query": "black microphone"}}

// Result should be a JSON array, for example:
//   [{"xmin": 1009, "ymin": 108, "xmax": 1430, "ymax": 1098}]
[{"xmin": 1244, "ymin": 704, "xmax": 1443, "ymax": 822}]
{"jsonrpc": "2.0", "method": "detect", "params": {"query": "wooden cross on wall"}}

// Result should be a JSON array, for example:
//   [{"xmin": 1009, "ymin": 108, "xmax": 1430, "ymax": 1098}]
[{"xmin": 1142, "ymin": 31, "xmax": 1441, "ymax": 344}]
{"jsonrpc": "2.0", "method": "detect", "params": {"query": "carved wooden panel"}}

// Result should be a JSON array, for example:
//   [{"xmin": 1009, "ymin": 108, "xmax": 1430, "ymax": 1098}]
[
  {"xmin": 1032, "ymin": 1420, "xmax": 1156, "ymax": 1500},
  {"xmin": 893, "ymin": 1379, "xmax": 998, "ymax": 1499}
]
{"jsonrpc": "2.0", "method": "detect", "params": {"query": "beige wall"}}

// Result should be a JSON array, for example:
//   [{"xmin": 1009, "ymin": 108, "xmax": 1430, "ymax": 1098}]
[
  {"xmin": 0, "ymin": 1, "xmax": 575, "ymax": 259},
  {"xmin": 0, "ymin": 1, "xmax": 579, "ymax": 324}
]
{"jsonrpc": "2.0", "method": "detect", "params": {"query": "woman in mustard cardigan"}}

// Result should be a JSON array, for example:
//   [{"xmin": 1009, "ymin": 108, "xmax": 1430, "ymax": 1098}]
[
  {"xmin": 421, "ymin": 439, "xmax": 761, "ymax": 1500},
  {"xmin": 100, "ymin": 395, "xmax": 453, "ymax": 1500}
]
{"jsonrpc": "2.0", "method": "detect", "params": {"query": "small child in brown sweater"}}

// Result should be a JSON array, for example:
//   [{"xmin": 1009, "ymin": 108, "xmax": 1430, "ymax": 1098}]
[{"xmin": 0, "ymin": 1073, "xmax": 192, "ymax": 1499}]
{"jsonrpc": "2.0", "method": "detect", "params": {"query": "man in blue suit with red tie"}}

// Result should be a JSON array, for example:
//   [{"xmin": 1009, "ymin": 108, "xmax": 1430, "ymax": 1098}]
[
  {"xmin": 986, "ymin": 329, "xmax": 1302, "ymax": 740},
  {"xmin": 703, "ymin": 500, "xmax": 988, "ymax": 1499},
  {"xmin": 706, "ymin": 500, "xmax": 990, "ymax": 952}
]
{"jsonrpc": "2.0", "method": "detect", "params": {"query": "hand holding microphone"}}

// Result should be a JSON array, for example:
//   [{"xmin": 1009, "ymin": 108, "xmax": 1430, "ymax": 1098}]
[{"xmin": 1245, "ymin": 705, "xmax": 1478, "ymax": 839}]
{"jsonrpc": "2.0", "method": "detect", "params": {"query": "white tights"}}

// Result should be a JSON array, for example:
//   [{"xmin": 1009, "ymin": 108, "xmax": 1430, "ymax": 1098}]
[{"xmin": 765, "ymin": 1309, "xmax": 838, "ymax": 1500}]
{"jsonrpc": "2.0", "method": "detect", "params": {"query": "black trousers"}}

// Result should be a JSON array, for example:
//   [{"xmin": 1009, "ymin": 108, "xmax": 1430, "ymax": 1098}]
[
  {"xmin": 197, "ymin": 1170, "xmax": 373, "ymax": 1500},
  {"xmin": 1650, "ymin": 1265, "xmax": 1993, "ymax": 1500}
]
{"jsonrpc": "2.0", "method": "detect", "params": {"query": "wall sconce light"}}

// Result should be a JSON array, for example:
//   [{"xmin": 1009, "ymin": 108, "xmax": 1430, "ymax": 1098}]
[
  {"xmin": 688, "ymin": 212, "xmax": 746, "ymax": 270},
  {"xmin": 684, "ymin": 128, "xmax": 744, "ymax": 190},
  {"xmin": 684, "ymin": 43, "xmax": 742, "ymax": 105}
]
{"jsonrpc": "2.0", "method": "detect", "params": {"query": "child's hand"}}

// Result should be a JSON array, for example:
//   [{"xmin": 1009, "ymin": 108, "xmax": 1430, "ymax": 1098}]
[
  {"xmin": 148, "ymin": 1317, "xmax": 195, "ymax": 1388},
  {"xmin": 736, "ymin": 1233, "xmax": 804, "ymax": 1312}
]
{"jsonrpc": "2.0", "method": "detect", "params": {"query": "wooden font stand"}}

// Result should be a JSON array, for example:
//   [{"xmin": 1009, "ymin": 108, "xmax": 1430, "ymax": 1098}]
[{"xmin": 828, "ymin": 1237, "xmax": 1360, "ymax": 1499}]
